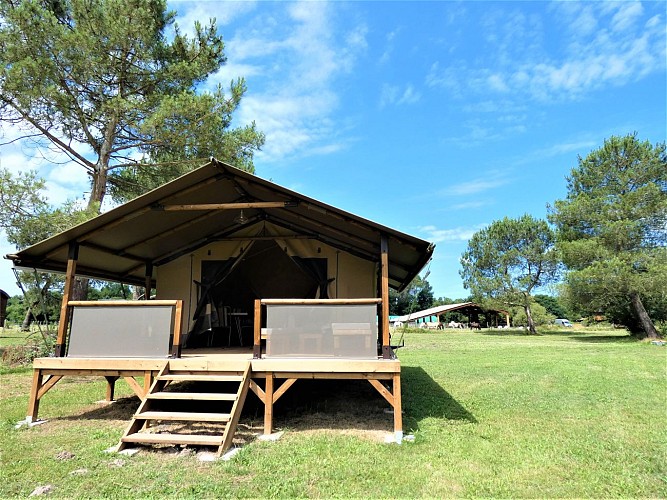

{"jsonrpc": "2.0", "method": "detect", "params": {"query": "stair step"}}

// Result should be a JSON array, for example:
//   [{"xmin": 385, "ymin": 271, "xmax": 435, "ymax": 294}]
[
  {"xmin": 147, "ymin": 392, "xmax": 237, "ymax": 401},
  {"xmin": 136, "ymin": 411, "xmax": 231, "ymax": 422},
  {"xmin": 122, "ymin": 432, "xmax": 223, "ymax": 446},
  {"xmin": 158, "ymin": 374, "xmax": 243, "ymax": 382}
]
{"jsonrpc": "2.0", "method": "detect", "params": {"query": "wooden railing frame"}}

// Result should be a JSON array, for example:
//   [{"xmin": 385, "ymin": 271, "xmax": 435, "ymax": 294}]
[
  {"xmin": 253, "ymin": 298, "xmax": 384, "ymax": 359},
  {"xmin": 63, "ymin": 300, "xmax": 184, "ymax": 358}
]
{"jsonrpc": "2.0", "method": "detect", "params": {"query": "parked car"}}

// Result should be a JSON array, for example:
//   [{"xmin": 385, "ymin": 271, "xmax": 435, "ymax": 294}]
[{"xmin": 554, "ymin": 318, "xmax": 573, "ymax": 327}]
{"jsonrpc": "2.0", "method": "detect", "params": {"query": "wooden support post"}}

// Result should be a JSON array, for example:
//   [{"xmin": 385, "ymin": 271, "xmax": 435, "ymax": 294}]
[
  {"xmin": 380, "ymin": 235, "xmax": 391, "ymax": 359},
  {"xmin": 27, "ymin": 369, "xmax": 44, "ymax": 422},
  {"xmin": 143, "ymin": 370, "xmax": 154, "ymax": 395},
  {"xmin": 264, "ymin": 373, "xmax": 274, "ymax": 434},
  {"xmin": 253, "ymin": 299, "xmax": 261, "ymax": 359},
  {"xmin": 105, "ymin": 376, "xmax": 119, "ymax": 401},
  {"xmin": 144, "ymin": 262, "xmax": 153, "ymax": 300},
  {"xmin": 171, "ymin": 301, "xmax": 183, "ymax": 358},
  {"xmin": 55, "ymin": 242, "xmax": 79, "ymax": 357},
  {"xmin": 393, "ymin": 372, "xmax": 402, "ymax": 439}
]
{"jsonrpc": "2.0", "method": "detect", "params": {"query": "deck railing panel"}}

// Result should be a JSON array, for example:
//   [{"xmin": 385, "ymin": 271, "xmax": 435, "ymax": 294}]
[{"xmin": 254, "ymin": 299, "xmax": 383, "ymax": 359}]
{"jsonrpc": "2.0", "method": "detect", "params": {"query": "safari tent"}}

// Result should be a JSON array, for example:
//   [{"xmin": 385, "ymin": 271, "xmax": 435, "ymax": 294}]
[
  {"xmin": 0, "ymin": 289, "xmax": 9, "ymax": 327},
  {"xmin": 6, "ymin": 159, "xmax": 434, "ymax": 454}
]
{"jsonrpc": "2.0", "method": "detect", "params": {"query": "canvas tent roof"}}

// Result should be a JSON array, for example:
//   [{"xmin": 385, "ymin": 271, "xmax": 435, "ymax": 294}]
[
  {"xmin": 6, "ymin": 159, "xmax": 434, "ymax": 291},
  {"xmin": 393, "ymin": 302, "xmax": 508, "ymax": 322}
]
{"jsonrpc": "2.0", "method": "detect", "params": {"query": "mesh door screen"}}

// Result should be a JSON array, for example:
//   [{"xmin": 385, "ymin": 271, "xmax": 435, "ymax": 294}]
[
  {"xmin": 67, "ymin": 306, "xmax": 174, "ymax": 358},
  {"xmin": 265, "ymin": 304, "xmax": 377, "ymax": 358}
]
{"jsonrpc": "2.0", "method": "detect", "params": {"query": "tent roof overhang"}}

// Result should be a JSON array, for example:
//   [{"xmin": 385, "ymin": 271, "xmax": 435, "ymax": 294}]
[
  {"xmin": 6, "ymin": 159, "xmax": 434, "ymax": 291},
  {"xmin": 394, "ymin": 302, "xmax": 509, "ymax": 322}
]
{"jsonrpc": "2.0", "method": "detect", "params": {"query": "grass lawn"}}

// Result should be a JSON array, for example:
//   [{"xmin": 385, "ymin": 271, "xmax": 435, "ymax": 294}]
[{"xmin": 1, "ymin": 329, "xmax": 665, "ymax": 498}]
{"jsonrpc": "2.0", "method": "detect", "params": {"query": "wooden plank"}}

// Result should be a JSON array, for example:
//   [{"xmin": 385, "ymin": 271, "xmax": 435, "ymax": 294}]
[
  {"xmin": 368, "ymin": 379, "xmax": 394, "ymax": 406},
  {"xmin": 380, "ymin": 235, "xmax": 391, "ymax": 359},
  {"xmin": 172, "ymin": 301, "xmax": 183, "ymax": 358},
  {"xmin": 34, "ymin": 357, "xmax": 169, "ymax": 370},
  {"xmin": 143, "ymin": 371, "xmax": 154, "ymax": 395},
  {"xmin": 55, "ymin": 242, "xmax": 78, "ymax": 356},
  {"xmin": 144, "ymin": 262, "xmax": 153, "ymax": 300},
  {"xmin": 157, "ymin": 374, "xmax": 243, "ymax": 382},
  {"xmin": 265, "ymin": 372, "xmax": 395, "ymax": 380},
  {"xmin": 105, "ymin": 376, "xmax": 119, "ymax": 401},
  {"xmin": 162, "ymin": 201, "xmax": 294, "ymax": 211},
  {"xmin": 393, "ymin": 372, "xmax": 402, "ymax": 434},
  {"xmin": 27, "ymin": 369, "xmax": 43, "ymax": 421},
  {"xmin": 147, "ymin": 392, "xmax": 237, "ymax": 401},
  {"xmin": 122, "ymin": 433, "xmax": 223, "ymax": 446},
  {"xmin": 250, "ymin": 358, "xmax": 401, "ymax": 373},
  {"xmin": 219, "ymin": 363, "xmax": 252, "ymax": 455},
  {"xmin": 249, "ymin": 380, "xmax": 265, "ymax": 402},
  {"xmin": 260, "ymin": 298, "xmax": 382, "ymax": 305},
  {"xmin": 138, "ymin": 411, "xmax": 231, "ymax": 422},
  {"xmin": 264, "ymin": 373, "xmax": 274, "ymax": 435},
  {"xmin": 272, "ymin": 378, "xmax": 297, "ymax": 404},
  {"xmin": 67, "ymin": 300, "xmax": 180, "ymax": 307},
  {"xmin": 253, "ymin": 299, "xmax": 261, "ymax": 358},
  {"xmin": 36, "ymin": 375, "xmax": 63, "ymax": 400},
  {"xmin": 123, "ymin": 376, "xmax": 146, "ymax": 398}
]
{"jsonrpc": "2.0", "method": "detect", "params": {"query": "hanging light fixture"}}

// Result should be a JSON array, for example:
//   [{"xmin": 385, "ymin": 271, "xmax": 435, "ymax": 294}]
[{"xmin": 233, "ymin": 209, "xmax": 248, "ymax": 225}]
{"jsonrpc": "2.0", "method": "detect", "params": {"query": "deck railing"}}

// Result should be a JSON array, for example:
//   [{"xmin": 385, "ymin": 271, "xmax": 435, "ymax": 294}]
[{"xmin": 253, "ymin": 298, "xmax": 384, "ymax": 359}]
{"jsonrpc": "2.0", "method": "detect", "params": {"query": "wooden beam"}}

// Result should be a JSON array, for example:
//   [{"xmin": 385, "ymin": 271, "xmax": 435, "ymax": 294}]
[
  {"xmin": 272, "ymin": 378, "xmax": 297, "ymax": 404},
  {"xmin": 55, "ymin": 242, "xmax": 78, "ymax": 357},
  {"xmin": 27, "ymin": 369, "xmax": 43, "ymax": 421},
  {"xmin": 368, "ymin": 379, "xmax": 394, "ymax": 406},
  {"xmin": 253, "ymin": 299, "xmax": 262, "ymax": 359},
  {"xmin": 260, "ymin": 298, "xmax": 382, "ymax": 305},
  {"xmin": 67, "ymin": 300, "xmax": 181, "ymax": 307},
  {"xmin": 171, "ymin": 301, "xmax": 183, "ymax": 358},
  {"xmin": 393, "ymin": 373, "xmax": 402, "ymax": 435},
  {"xmin": 264, "ymin": 374, "xmax": 274, "ymax": 435},
  {"xmin": 160, "ymin": 201, "xmax": 297, "ymax": 211},
  {"xmin": 144, "ymin": 262, "xmax": 153, "ymax": 300},
  {"xmin": 249, "ymin": 379, "xmax": 265, "ymax": 401},
  {"xmin": 37, "ymin": 375, "xmax": 63, "ymax": 400},
  {"xmin": 123, "ymin": 376, "xmax": 146, "ymax": 399},
  {"xmin": 380, "ymin": 235, "xmax": 391, "ymax": 359},
  {"xmin": 105, "ymin": 376, "xmax": 119, "ymax": 401}
]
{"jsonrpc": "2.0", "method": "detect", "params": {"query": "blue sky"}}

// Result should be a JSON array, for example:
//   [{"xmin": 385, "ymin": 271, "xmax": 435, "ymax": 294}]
[{"xmin": 1, "ymin": 1, "xmax": 665, "ymax": 299}]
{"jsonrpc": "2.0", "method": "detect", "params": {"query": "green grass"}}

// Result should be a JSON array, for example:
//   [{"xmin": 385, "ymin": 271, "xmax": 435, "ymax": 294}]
[{"xmin": 1, "ymin": 329, "xmax": 665, "ymax": 498}]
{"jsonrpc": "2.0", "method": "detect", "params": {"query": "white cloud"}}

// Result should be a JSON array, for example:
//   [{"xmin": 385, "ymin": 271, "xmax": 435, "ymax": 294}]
[
  {"xmin": 428, "ymin": 2, "xmax": 665, "ymax": 102},
  {"xmin": 418, "ymin": 224, "xmax": 486, "ymax": 243},
  {"xmin": 440, "ymin": 170, "xmax": 512, "ymax": 197},
  {"xmin": 379, "ymin": 83, "xmax": 421, "ymax": 108},
  {"xmin": 204, "ymin": 2, "xmax": 367, "ymax": 162}
]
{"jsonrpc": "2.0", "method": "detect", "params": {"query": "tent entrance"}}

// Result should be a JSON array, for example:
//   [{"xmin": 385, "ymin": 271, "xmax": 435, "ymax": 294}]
[{"xmin": 187, "ymin": 240, "xmax": 326, "ymax": 348}]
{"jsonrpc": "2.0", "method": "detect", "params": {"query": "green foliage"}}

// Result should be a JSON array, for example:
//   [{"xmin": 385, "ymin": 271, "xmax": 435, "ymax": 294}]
[
  {"xmin": 511, "ymin": 301, "xmax": 555, "ymax": 327},
  {"xmin": 533, "ymin": 293, "xmax": 571, "ymax": 319},
  {"xmin": 460, "ymin": 214, "xmax": 560, "ymax": 334},
  {"xmin": 0, "ymin": 168, "xmax": 98, "ymax": 249},
  {"xmin": 0, "ymin": 0, "xmax": 264, "ymax": 208},
  {"xmin": 389, "ymin": 275, "xmax": 434, "ymax": 316},
  {"xmin": 549, "ymin": 133, "xmax": 667, "ymax": 338}
]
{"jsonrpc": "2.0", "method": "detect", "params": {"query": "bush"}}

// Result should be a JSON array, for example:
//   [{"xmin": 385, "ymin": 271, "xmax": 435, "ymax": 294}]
[
  {"xmin": 1, "ymin": 340, "xmax": 52, "ymax": 367},
  {"xmin": 511, "ymin": 302, "xmax": 555, "ymax": 327}
]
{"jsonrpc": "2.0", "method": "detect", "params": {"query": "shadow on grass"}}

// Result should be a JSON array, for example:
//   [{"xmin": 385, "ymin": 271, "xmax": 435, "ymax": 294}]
[
  {"xmin": 61, "ymin": 394, "xmax": 140, "ymax": 421},
  {"xmin": 482, "ymin": 329, "xmax": 532, "ymax": 337},
  {"xmin": 566, "ymin": 334, "xmax": 635, "ymax": 343},
  {"xmin": 58, "ymin": 369, "xmax": 477, "ymax": 438},
  {"xmin": 402, "ymin": 366, "xmax": 476, "ymax": 432}
]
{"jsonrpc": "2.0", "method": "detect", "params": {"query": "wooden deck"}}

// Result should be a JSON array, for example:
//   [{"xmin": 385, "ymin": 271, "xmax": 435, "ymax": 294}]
[{"xmin": 27, "ymin": 348, "xmax": 402, "ymax": 439}]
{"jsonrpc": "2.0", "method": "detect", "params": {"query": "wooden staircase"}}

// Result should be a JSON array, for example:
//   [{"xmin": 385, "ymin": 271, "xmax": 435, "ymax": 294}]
[{"xmin": 117, "ymin": 361, "xmax": 251, "ymax": 456}]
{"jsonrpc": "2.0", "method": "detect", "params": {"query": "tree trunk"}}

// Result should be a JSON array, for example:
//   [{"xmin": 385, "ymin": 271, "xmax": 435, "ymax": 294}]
[
  {"xmin": 630, "ymin": 292, "xmax": 661, "ymax": 339},
  {"xmin": 524, "ymin": 303, "xmax": 537, "ymax": 335},
  {"xmin": 21, "ymin": 302, "xmax": 37, "ymax": 331}
]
